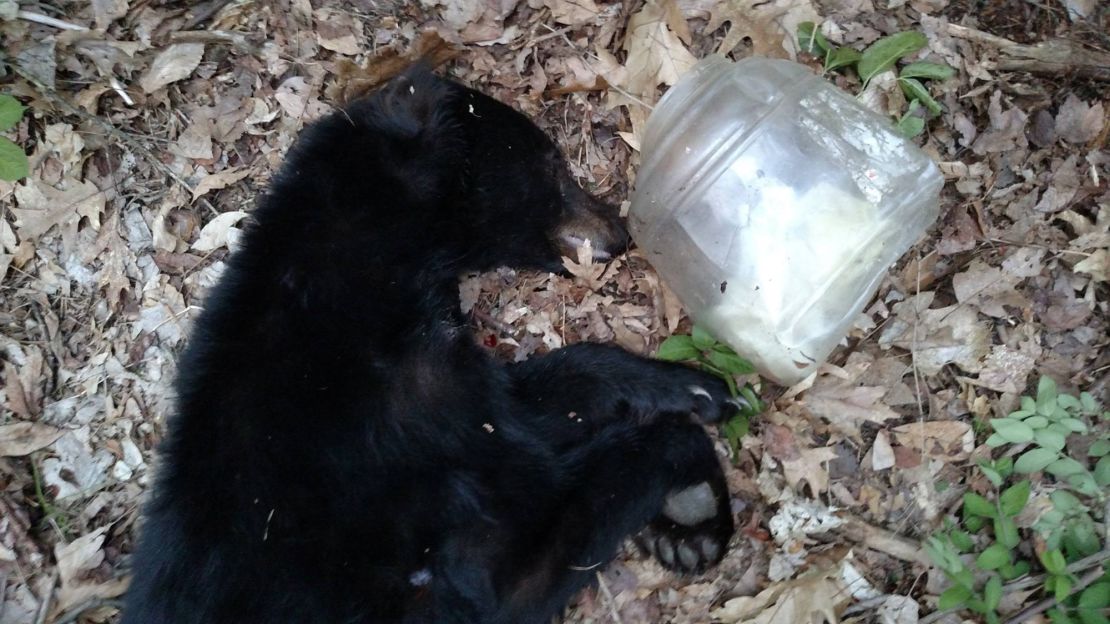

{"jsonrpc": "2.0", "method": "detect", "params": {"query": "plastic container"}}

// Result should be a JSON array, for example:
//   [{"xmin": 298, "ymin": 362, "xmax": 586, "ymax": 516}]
[{"xmin": 629, "ymin": 55, "xmax": 943, "ymax": 385}]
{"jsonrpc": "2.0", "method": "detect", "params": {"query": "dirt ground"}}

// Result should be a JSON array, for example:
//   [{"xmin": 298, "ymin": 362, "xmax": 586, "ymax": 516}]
[{"xmin": 0, "ymin": 0, "xmax": 1107, "ymax": 623}]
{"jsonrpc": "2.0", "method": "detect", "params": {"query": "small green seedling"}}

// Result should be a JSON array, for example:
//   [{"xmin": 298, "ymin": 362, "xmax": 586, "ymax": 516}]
[
  {"xmin": 0, "ymin": 94, "xmax": 29, "ymax": 181},
  {"xmin": 926, "ymin": 378, "xmax": 1109, "ymax": 624},
  {"xmin": 797, "ymin": 23, "xmax": 954, "ymax": 138},
  {"xmin": 656, "ymin": 326, "xmax": 763, "ymax": 456}
]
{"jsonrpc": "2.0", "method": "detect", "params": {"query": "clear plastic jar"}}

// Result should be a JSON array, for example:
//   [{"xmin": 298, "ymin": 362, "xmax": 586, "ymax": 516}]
[{"xmin": 630, "ymin": 55, "xmax": 943, "ymax": 384}]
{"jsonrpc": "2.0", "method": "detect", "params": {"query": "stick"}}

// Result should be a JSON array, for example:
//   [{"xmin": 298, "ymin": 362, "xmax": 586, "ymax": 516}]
[
  {"xmin": 17, "ymin": 10, "xmax": 87, "ymax": 31},
  {"xmin": 945, "ymin": 24, "xmax": 1110, "ymax": 82}
]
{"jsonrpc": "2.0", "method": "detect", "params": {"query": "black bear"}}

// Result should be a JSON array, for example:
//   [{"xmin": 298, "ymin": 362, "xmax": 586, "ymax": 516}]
[{"xmin": 123, "ymin": 67, "xmax": 740, "ymax": 624}]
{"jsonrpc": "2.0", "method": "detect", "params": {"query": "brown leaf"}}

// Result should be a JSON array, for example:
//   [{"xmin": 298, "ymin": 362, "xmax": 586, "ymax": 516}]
[
  {"xmin": 540, "ymin": 0, "xmax": 602, "ymax": 25},
  {"xmin": 706, "ymin": 0, "xmax": 819, "ymax": 58},
  {"xmin": 891, "ymin": 421, "xmax": 974, "ymax": 463},
  {"xmin": 140, "ymin": 43, "xmax": 205, "ymax": 94},
  {"xmin": 878, "ymin": 292, "xmax": 991, "ymax": 375},
  {"xmin": 314, "ymin": 8, "xmax": 363, "ymax": 55},
  {"xmin": 781, "ymin": 446, "xmax": 839, "ymax": 495},
  {"xmin": 1055, "ymin": 94, "xmax": 1104, "ymax": 145},
  {"xmin": 0, "ymin": 422, "xmax": 65, "ymax": 457},
  {"xmin": 191, "ymin": 167, "xmax": 251, "ymax": 201}
]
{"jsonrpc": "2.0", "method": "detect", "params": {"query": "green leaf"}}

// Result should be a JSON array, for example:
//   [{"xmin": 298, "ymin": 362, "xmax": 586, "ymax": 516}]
[
  {"xmin": 1055, "ymin": 575, "xmax": 1073, "ymax": 603},
  {"xmin": 976, "ymin": 543, "xmax": 1011, "ymax": 570},
  {"xmin": 965, "ymin": 514, "xmax": 984, "ymax": 533},
  {"xmin": 938, "ymin": 584, "xmax": 973, "ymax": 610},
  {"xmin": 899, "ymin": 77, "xmax": 943, "ymax": 115},
  {"xmin": 999, "ymin": 481, "xmax": 1030, "ymax": 517},
  {"xmin": 963, "ymin": 492, "xmax": 997, "ymax": 518},
  {"xmin": 995, "ymin": 515, "xmax": 1019, "ymax": 549},
  {"xmin": 1014, "ymin": 448, "xmax": 1059, "ymax": 473},
  {"xmin": 1049, "ymin": 608, "xmax": 1077, "ymax": 624},
  {"xmin": 1045, "ymin": 457, "xmax": 1085, "ymax": 478},
  {"xmin": 895, "ymin": 112, "xmax": 925, "ymax": 138},
  {"xmin": 985, "ymin": 433, "xmax": 1007, "ymax": 448},
  {"xmin": 979, "ymin": 464, "xmax": 1003, "ymax": 487},
  {"xmin": 0, "ymin": 95, "xmax": 26, "ymax": 133},
  {"xmin": 1035, "ymin": 428, "xmax": 1068, "ymax": 451},
  {"xmin": 1094, "ymin": 455, "xmax": 1110, "ymax": 486},
  {"xmin": 825, "ymin": 47, "xmax": 862, "ymax": 71},
  {"xmin": 1088, "ymin": 439, "xmax": 1110, "ymax": 457},
  {"xmin": 1037, "ymin": 377, "xmax": 1059, "ymax": 415},
  {"xmin": 857, "ymin": 31, "xmax": 928, "ymax": 84},
  {"xmin": 995, "ymin": 456, "xmax": 1013, "ymax": 477},
  {"xmin": 706, "ymin": 350, "xmax": 756, "ymax": 375},
  {"xmin": 797, "ymin": 22, "xmax": 830, "ymax": 55},
  {"xmin": 1065, "ymin": 521, "xmax": 1101, "ymax": 557},
  {"xmin": 0, "ymin": 137, "xmax": 29, "ymax": 182},
  {"xmin": 1079, "ymin": 392, "xmax": 1097, "ymax": 413},
  {"xmin": 1050, "ymin": 490, "xmax": 1082, "ymax": 513},
  {"xmin": 991, "ymin": 418, "xmax": 1036, "ymax": 444},
  {"xmin": 691, "ymin": 326, "xmax": 715, "ymax": 351},
  {"xmin": 1078, "ymin": 583, "xmax": 1110, "ymax": 609},
  {"xmin": 1071, "ymin": 473, "xmax": 1099, "ymax": 496},
  {"xmin": 1025, "ymin": 415, "xmax": 1049, "ymax": 429},
  {"xmin": 899, "ymin": 61, "xmax": 955, "ymax": 80},
  {"xmin": 1040, "ymin": 549, "xmax": 1067, "ymax": 574},
  {"xmin": 984, "ymin": 574, "xmax": 1003, "ymax": 612},
  {"xmin": 1009, "ymin": 410, "xmax": 1034, "ymax": 420},
  {"xmin": 1059, "ymin": 418, "xmax": 1088, "ymax": 433},
  {"xmin": 950, "ymin": 530, "xmax": 974, "ymax": 552},
  {"xmin": 1057, "ymin": 394, "xmax": 1082, "ymax": 411},
  {"xmin": 656, "ymin": 335, "xmax": 699, "ymax": 362},
  {"xmin": 1077, "ymin": 609, "xmax": 1109, "ymax": 624},
  {"xmin": 1022, "ymin": 396, "xmax": 1037, "ymax": 412}
]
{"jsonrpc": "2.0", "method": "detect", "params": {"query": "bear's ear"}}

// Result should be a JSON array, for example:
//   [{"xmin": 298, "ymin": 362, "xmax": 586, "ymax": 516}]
[{"xmin": 373, "ymin": 63, "xmax": 457, "ymax": 141}]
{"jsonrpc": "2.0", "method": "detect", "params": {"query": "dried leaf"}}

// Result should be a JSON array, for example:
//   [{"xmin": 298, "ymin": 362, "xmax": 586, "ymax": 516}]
[
  {"xmin": 621, "ymin": 0, "xmax": 697, "ymax": 95},
  {"xmin": 891, "ymin": 421, "xmax": 974, "ymax": 463},
  {"xmin": 192, "ymin": 167, "xmax": 251, "ymax": 201},
  {"xmin": 706, "ymin": 0, "xmax": 819, "ymax": 58},
  {"xmin": 871, "ymin": 430, "xmax": 896, "ymax": 470},
  {"xmin": 0, "ymin": 422, "xmax": 64, "ymax": 457},
  {"xmin": 541, "ymin": 0, "xmax": 602, "ymax": 25},
  {"xmin": 192, "ymin": 210, "xmax": 250, "ymax": 252},
  {"xmin": 1074, "ymin": 249, "xmax": 1108, "ymax": 282},
  {"xmin": 781, "ymin": 446, "xmax": 839, "ymax": 495},
  {"xmin": 1055, "ymin": 95, "xmax": 1104, "ymax": 145},
  {"xmin": 140, "ymin": 44, "xmax": 205, "ymax": 94},
  {"xmin": 314, "ymin": 8, "xmax": 364, "ymax": 55},
  {"xmin": 713, "ymin": 565, "xmax": 849, "ymax": 623}
]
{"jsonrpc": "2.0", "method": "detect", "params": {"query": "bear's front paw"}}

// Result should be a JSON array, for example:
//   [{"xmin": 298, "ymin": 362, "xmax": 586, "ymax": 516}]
[{"xmin": 636, "ymin": 480, "xmax": 734, "ymax": 575}]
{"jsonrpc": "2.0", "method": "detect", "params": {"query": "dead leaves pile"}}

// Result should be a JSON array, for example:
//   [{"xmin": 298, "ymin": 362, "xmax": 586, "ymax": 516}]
[{"xmin": 0, "ymin": 0, "xmax": 1107, "ymax": 623}]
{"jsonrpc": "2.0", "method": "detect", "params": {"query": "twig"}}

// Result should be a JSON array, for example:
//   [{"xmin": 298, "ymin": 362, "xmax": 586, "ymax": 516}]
[
  {"xmin": 945, "ymin": 24, "xmax": 1110, "ymax": 82},
  {"xmin": 595, "ymin": 571, "xmax": 625, "ymax": 624},
  {"xmin": 54, "ymin": 597, "xmax": 126, "ymax": 624},
  {"xmin": 182, "ymin": 0, "xmax": 236, "ymax": 30},
  {"xmin": 835, "ymin": 514, "xmax": 932, "ymax": 566},
  {"xmin": 17, "ymin": 10, "xmax": 87, "ymax": 31},
  {"xmin": 170, "ymin": 30, "xmax": 258, "ymax": 53}
]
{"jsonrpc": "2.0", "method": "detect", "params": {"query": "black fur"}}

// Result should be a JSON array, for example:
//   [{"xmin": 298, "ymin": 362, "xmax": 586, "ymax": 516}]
[{"xmin": 123, "ymin": 68, "xmax": 737, "ymax": 624}]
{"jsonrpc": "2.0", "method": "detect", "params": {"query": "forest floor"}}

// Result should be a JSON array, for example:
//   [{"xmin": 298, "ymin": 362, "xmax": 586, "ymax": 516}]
[{"xmin": 0, "ymin": 0, "xmax": 1107, "ymax": 622}]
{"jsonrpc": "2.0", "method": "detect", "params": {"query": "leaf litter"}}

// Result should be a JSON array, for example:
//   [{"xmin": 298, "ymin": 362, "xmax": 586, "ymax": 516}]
[{"xmin": 0, "ymin": 0, "xmax": 1107, "ymax": 623}]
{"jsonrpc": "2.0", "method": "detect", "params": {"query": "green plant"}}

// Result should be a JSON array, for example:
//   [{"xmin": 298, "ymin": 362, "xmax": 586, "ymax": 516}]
[
  {"xmin": 797, "ymin": 23, "xmax": 954, "ymax": 139},
  {"xmin": 0, "ymin": 93, "xmax": 29, "ymax": 181},
  {"xmin": 986, "ymin": 377, "xmax": 1109, "ymax": 499},
  {"xmin": 656, "ymin": 326, "xmax": 763, "ymax": 455},
  {"xmin": 926, "ymin": 378, "xmax": 1110, "ymax": 624}
]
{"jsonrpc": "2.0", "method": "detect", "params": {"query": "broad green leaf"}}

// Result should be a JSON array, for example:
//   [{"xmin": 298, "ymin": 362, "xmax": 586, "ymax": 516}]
[
  {"xmin": 1059, "ymin": 417, "xmax": 1088, "ymax": 433},
  {"xmin": 963, "ymin": 492, "xmax": 996, "ymax": 518},
  {"xmin": 995, "ymin": 515, "xmax": 1019, "ymax": 549},
  {"xmin": 1045, "ymin": 457, "xmax": 1085, "ymax": 477},
  {"xmin": 965, "ymin": 514, "xmax": 984, "ymax": 532},
  {"xmin": 797, "ymin": 22, "xmax": 830, "ymax": 54},
  {"xmin": 1035, "ymin": 428, "xmax": 1068, "ymax": 451},
  {"xmin": 0, "ymin": 95, "xmax": 25, "ymax": 132},
  {"xmin": 1071, "ymin": 473, "xmax": 1099, "ymax": 497},
  {"xmin": 1065, "ymin": 521, "xmax": 1100, "ymax": 557},
  {"xmin": 999, "ymin": 480, "xmax": 1030, "ymax": 517},
  {"xmin": 1012, "ymin": 560, "xmax": 1031, "ymax": 577},
  {"xmin": 1057, "ymin": 394, "xmax": 1082, "ymax": 411},
  {"xmin": 1014, "ymin": 447, "xmax": 1058, "ymax": 473},
  {"xmin": 1022, "ymin": 396, "xmax": 1037, "ymax": 412},
  {"xmin": 895, "ymin": 113, "xmax": 925, "ymax": 138},
  {"xmin": 1079, "ymin": 392, "xmax": 1097, "ymax": 413},
  {"xmin": 984, "ymin": 574, "xmax": 1003, "ymax": 612},
  {"xmin": 1077, "ymin": 608, "xmax": 1109, "ymax": 624},
  {"xmin": 985, "ymin": 433, "xmax": 1007, "ymax": 448},
  {"xmin": 1025, "ymin": 415, "xmax": 1049, "ymax": 429},
  {"xmin": 1040, "ymin": 549, "xmax": 1067, "ymax": 574},
  {"xmin": 1037, "ymin": 377, "xmax": 1058, "ymax": 415},
  {"xmin": 857, "ymin": 31, "xmax": 928, "ymax": 84},
  {"xmin": 976, "ymin": 543, "xmax": 1011, "ymax": 570},
  {"xmin": 938, "ymin": 584, "xmax": 973, "ymax": 610},
  {"xmin": 706, "ymin": 350, "xmax": 756, "ymax": 375},
  {"xmin": 825, "ymin": 47, "xmax": 862, "ymax": 71},
  {"xmin": 691, "ymin": 326, "xmax": 716, "ymax": 351},
  {"xmin": 995, "ymin": 456, "xmax": 1013, "ymax": 477},
  {"xmin": 990, "ymin": 418, "xmax": 1035, "ymax": 444},
  {"xmin": 1050, "ymin": 490, "xmax": 1082, "ymax": 513},
  {"xmin": 1094, "ymin": 455, "xmax": 1110, "ymax": 486},
  {"xmin": 656, "ymin": 335, "xmax": 699, "ymax": 362},
  {"xmin": 1049, "ymin": 608, "xmax": 1077, "ymax": 624},
  {"xmin": 0, "ymin": 137, "xmax": 29, "ymax": 181},
  {"xmin": 1088, "ymin": 439, "xmax": 1110, "ymax": 457},
  {"xmin": 899, "ymin": 61, "xmax": 955, "ymax": 80},
  {"xmin": 1009, "ymin": 410, "xmax": 1033, "ymax": 420},
  {"xmin": 899, "ymin": 77, "xmax": 943, "ymax": 115},
  {"xmin": 1078, "ymin": 583, "xmax": 1109, "ymax": 609},
  {"xmin": 950, "ymin": 530, "xmax": 974, "ymax": 552}
]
